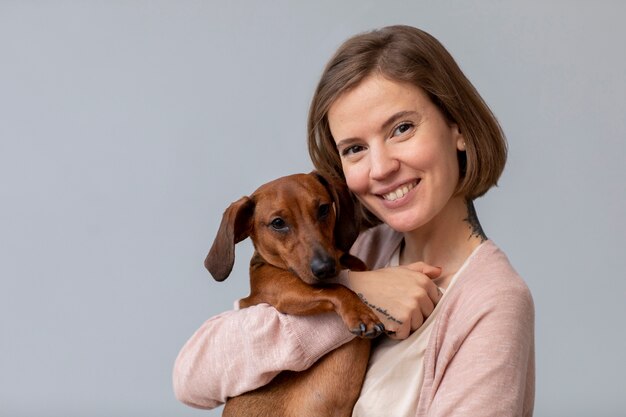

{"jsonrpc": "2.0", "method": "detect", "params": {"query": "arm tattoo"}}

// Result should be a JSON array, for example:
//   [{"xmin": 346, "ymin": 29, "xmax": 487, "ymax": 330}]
[
  {"xmin": 464, "ymin": 199, "xmax": 487, "ymax": 242},
  {"xmin": 357, "ymin": 293, "xmax": 403, "ymax": 325}
]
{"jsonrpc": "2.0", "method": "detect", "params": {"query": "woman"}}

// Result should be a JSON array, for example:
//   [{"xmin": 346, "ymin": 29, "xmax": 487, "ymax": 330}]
[{"xmin": 174, "ymin": 25, "xmax": 535, "ymax": 416}]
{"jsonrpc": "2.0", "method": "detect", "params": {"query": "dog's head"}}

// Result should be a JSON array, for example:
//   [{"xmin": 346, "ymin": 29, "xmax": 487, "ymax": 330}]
[{"xmin": 205, "ymin": 172, "xmax": 364, "ymax": 284}]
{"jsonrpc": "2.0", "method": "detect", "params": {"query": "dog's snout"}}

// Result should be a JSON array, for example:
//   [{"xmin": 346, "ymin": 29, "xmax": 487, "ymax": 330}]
[{"xmin": 310, "ymin": 253, "xmax": 337, "ymax": 279}]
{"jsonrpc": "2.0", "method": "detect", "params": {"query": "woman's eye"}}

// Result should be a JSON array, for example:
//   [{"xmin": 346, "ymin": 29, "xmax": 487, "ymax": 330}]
[
  {"xmin": 270, "ymin": 218, "xmax": 288, "ymax": 231},
  {"xmin": 341, "ymin": 144, "xmax": 365, "ymax": 156},
  {"xmin": 392, "ymin": 122, "xmax": 413, "ymax": 136}
]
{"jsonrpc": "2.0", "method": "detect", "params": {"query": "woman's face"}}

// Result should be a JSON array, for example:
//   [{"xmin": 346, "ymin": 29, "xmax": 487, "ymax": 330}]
[{"xmin": 328, "ymin": 74, "xmax": 466, "ymax": 233}]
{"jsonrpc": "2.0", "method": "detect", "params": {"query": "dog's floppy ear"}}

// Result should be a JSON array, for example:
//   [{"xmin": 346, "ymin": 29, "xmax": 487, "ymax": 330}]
[
  {"xmin": 205, "ymin": 196, "xmax": 255, "ymax": 281},
  {"xmin": 312, "ymin": 171, "xmax": 360, "ymax": 253}
]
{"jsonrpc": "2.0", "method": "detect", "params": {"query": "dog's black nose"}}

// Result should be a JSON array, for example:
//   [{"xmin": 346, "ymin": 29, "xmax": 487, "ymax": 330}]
[{"xmin": 310, "ymin": 255, "xmax": 336, "ymax": 279}]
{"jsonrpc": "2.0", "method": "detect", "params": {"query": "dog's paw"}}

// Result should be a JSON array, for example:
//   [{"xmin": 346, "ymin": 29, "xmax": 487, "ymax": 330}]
[
  {"xmin": 345, "ymin": 308, "xmax": 385, "ymax": 339},
  {"xmin": 350, "ymin": 322, "xmax": 385, "ymax": 338}
]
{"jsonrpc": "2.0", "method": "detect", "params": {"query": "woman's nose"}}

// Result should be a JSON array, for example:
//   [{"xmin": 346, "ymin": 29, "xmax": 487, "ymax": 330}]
[{"xmin": 369, "ymin": 145, "xmax": 400, "ymax": 180}]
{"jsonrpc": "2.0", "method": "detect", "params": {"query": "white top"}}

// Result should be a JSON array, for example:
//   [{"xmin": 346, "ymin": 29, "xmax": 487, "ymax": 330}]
[{"xmin": 352, "ymin": 242, "xmax": 483, "ymax": 417}]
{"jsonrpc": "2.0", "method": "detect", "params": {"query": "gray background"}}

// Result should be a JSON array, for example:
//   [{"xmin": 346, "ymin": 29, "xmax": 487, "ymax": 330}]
[{"xmin": 1, "ymin": 1, "xmax": 625, "ymax": 416}]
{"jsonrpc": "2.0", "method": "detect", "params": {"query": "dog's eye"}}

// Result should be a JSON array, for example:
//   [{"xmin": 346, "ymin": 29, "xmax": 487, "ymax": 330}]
[
  {"xmin": 270, "ymin": 217, "xmax": 288, "ymax": 231},
  {"xmin": 318, "ymin": 203, "xmax": 331, "ymax": 219}
]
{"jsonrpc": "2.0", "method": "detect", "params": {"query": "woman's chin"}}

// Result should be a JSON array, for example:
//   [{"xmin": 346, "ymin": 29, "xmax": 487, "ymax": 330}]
[{"xmin": 376, "ymin": 212, "xmax": 423, "ymax": 233}]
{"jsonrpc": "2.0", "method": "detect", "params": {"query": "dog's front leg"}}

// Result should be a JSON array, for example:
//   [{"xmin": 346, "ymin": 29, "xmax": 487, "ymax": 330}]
[{"xmin": 242, "ymin": 263, "xmax": 384, "ymax": 338}]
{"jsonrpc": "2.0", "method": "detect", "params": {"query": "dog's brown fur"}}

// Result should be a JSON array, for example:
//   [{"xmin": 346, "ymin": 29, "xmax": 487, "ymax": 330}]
[{"xmin": 205, "ymin": 172, "xmax": 384, "ymax": 417}]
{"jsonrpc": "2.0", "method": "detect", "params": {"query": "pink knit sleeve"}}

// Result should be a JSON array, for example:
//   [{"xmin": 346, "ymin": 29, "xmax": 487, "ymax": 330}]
[
  {"xmin": 172, "ymin": 303, "xmax": 354, "ymax": 409},
  {"xmin": 422, "ymin": 280, "xmax": 535, "ymax": 416}
]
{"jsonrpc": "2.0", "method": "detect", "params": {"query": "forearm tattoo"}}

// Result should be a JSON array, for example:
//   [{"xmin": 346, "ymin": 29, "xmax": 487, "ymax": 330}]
[
  {"xmin": 357, "ymin": 293, "xmax": 403, "ymax": 325},
  {"xmin": 464, "ymin": 200, "xmax": 487, "ymax": 242}
]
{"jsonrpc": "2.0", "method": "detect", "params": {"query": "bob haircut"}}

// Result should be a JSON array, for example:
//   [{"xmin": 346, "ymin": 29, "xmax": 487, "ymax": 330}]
[{"xmin": 308, "ymin": 25, "xmax": 507, "ymax": 226}]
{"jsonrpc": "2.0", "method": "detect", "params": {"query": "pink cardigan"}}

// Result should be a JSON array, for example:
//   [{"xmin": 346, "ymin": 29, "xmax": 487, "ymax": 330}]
[{"xmin": 173, "ymin": 225, "xmax": 535, "ymax": 416}]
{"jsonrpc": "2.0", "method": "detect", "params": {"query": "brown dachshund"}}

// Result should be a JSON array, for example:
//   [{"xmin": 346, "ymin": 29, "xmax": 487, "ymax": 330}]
[{"xmin": 205, "ymin": 172, "xmax": 384, "ymax": 417}]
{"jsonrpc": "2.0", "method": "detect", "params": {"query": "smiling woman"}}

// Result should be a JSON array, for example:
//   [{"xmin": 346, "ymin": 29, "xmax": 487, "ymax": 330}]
[
  {"xmin": 328, "ymin": 75, "xmax": 466, "ymax": 238},
  {"xmin": 174, "ymin": 25, "xmax": 534, "ymax": 417},
  {"xmin": 308, "ymin": 27, "xmax": 507, "ymax": 212}
]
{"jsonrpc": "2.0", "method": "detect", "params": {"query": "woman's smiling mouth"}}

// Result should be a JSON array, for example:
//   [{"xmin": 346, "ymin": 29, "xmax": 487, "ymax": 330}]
[{"xmin": 380, "ymin": 180, "xmax": 420, "ymax": 202}]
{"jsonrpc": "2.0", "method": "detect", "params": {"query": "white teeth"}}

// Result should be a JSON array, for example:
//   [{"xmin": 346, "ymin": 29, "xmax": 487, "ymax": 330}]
[{"xmin": 382, "ymin": 182, "xmax": 417, "ymax": 201}]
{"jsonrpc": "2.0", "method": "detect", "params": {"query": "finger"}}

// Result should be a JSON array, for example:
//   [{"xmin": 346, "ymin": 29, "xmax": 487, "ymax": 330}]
[
  {"xmin": 407, "ymin": 276, "xmax": 441, "ymax": 305},
  {"xmin": 384, "ymin": 316, "xmax": 410, "ymax": 340},
  {"xmin": 388, "ymin": 324, "xmax": 410, "ymax": 340},
  {"xmin": 424, "ymin": 280, "xmax": 442, "ymax": 304},
  {"xmin": 410, "ymin": 312, "xmax": 425, "ymax": 332},
  {"xmin": 384, "ymin": 325, "xmax": 398, "ymax": 338},
  {"xmin": 403, "ymin": 262, "xmax": 442, "ymax": 279},
  {"xmin": 417, "ymin": 296, "xmax": 435, "ymax": 320}
]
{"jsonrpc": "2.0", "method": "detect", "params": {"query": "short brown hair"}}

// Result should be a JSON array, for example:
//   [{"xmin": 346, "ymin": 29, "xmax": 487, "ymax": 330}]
[{"xmin": 307, "ymin": 25, "xmax": 507, "ymax": 224}]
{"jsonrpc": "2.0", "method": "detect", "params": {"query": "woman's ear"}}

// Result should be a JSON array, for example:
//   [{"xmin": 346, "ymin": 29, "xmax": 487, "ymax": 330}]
[
  {"xmin": 457, "ymin": 138, "xmax": 466, "ymax": 151},
  {"xmin": 454, "ymin": 124, "xmax": 466, "ymax": 152},
  {"xmin": 456, "ymin": 133, "xmax": 467, "ymax": 152}
]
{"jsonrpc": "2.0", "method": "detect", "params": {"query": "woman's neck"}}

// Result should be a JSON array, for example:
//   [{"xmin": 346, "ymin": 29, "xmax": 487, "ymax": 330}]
[{"xmin": 399, "ymin": 197, "xmax": 485, "ymax": 288}]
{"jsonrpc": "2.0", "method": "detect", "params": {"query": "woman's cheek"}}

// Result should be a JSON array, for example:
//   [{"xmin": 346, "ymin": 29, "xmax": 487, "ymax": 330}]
[{"xmin": 343, "ymin": 164, "xmax": 369, "ymax": 196}]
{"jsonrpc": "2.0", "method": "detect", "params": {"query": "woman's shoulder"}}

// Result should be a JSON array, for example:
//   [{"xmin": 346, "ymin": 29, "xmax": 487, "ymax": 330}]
[
  {"xmin": 432, "ymin": 241, "xmax": 534, "ymax": 346},
  {"xmin": 446, "ymin": 240, "xmax": 534, "ymax": 315}
]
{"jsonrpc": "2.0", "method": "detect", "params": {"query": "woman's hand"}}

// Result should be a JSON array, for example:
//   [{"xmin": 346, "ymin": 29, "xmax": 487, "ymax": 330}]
[{"xmin": 341, "ymin": 262, "xmax": 442, "ymax": 340}]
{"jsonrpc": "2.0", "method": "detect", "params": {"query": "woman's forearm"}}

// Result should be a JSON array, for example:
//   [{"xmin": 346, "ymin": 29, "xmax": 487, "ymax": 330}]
[{"xmin": 173, "ymin": 303, "xmax": 354, "ymax": 409}]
